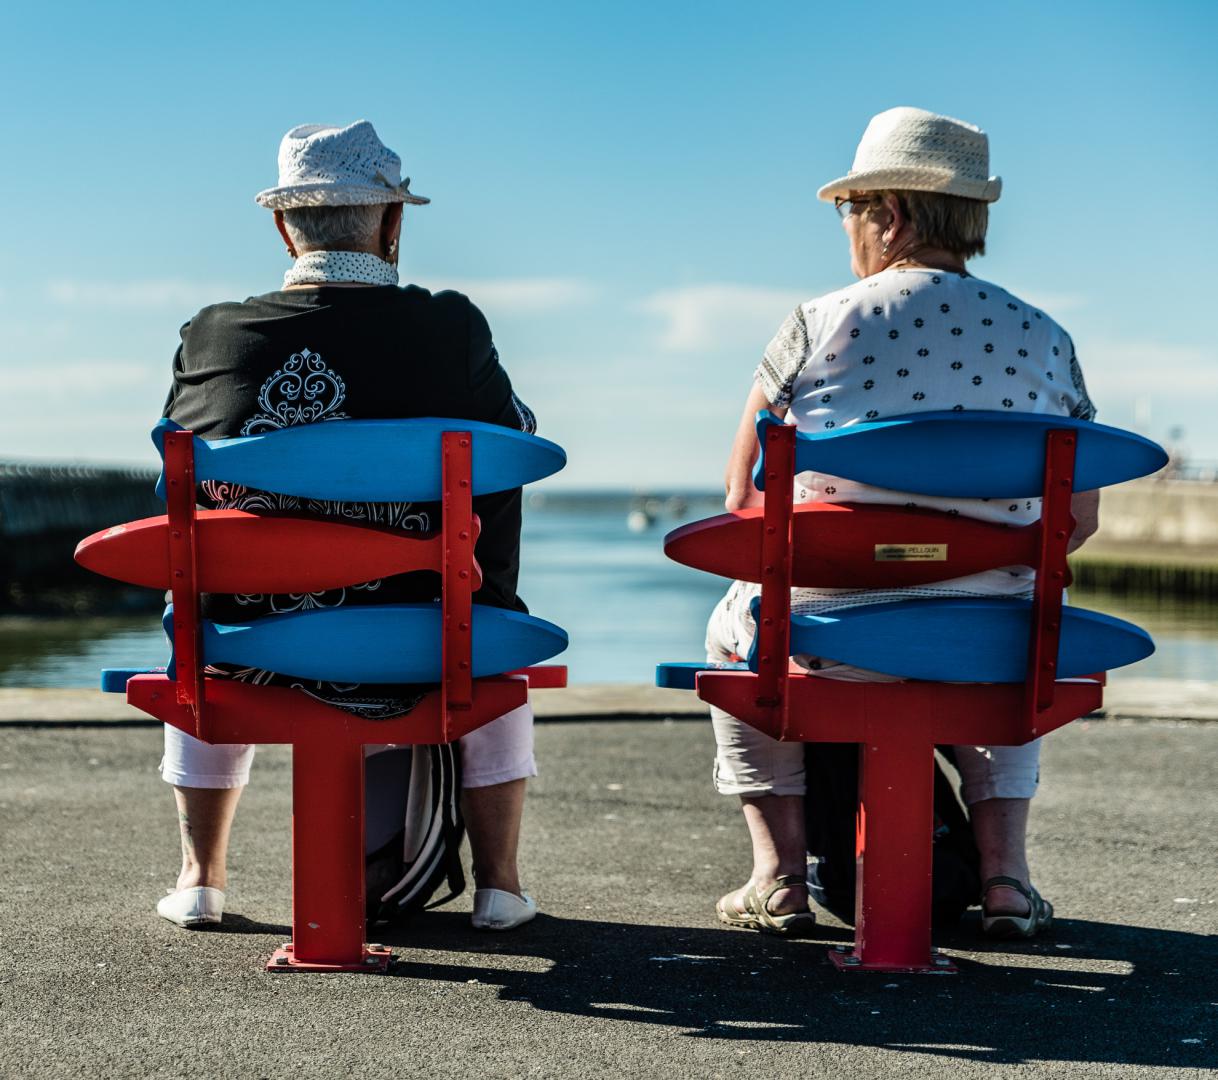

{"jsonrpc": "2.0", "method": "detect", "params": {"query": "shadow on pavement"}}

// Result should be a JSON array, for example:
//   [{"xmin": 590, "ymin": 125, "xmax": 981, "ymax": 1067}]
[
  {"xmin": 200, "ymin": 912, "xmax": 292, "ymax": 936},
  {"xmin": 375, "ymin": 911, "xmax": 1216, "ymax": 1069}
]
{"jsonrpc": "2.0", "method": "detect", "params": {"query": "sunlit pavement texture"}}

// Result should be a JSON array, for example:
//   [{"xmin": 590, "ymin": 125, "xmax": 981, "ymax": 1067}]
[{"xmin": 1, "ymin": 705, "xmax": 1215, "ymax": 1078}]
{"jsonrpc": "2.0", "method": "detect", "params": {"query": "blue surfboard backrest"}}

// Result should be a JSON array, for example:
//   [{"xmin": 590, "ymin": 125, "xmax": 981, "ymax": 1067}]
[
  {"xmin": 744, "ymin": 595, "xmax": 1153, "ymax": 684},
  {"xmin": 750, "ymin": 410, "xmax": 1167, "ymax": 497},
  {"xmin": 152, "ymin": 417, "xmax": 566, "ymax": 502},
  {"xmin": 160, "ymin": 603, "xmax": 568, "ymax": 684}
]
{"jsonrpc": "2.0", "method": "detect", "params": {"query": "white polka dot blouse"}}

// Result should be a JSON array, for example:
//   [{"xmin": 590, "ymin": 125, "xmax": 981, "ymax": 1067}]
[{"xmin": 754, "ymin": 267, "xmax": 1095, "ymax": 527}]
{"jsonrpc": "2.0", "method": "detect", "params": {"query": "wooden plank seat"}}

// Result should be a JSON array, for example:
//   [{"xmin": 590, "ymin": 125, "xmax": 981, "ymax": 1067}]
[
  {"xmin": 75, "ymin": 417, "xmax": 568, "ymax": 973},
  {"xmin": 657, "ymin": 409, "xmax": 1166, "ymax": 973}
]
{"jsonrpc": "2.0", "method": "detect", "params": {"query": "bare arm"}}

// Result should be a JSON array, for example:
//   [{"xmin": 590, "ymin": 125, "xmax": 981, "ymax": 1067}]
[
  {"xmin": 725, "ymin": 384, "xmax": 787, "ymax": 511},
  {"xmin": 1068, "ymin": 490, "xmax": 1100, "ymax": 553}
]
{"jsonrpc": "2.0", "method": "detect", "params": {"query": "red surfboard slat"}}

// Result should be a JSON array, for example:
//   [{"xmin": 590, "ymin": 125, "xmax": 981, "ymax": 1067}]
[
  {"xmin": 75, "ymin": 510, "xmax": 483, "ymax": 593},
  {"xmin": 664, "ymin": 503, "xmax": 1044, "ymax": 588}
]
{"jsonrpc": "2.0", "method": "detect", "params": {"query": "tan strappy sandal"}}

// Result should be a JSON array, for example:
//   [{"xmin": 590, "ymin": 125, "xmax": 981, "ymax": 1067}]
[
  {"xmin": 716, "ymin": 875, "xmax": 817, "ymax": 937},
  {"xmin": 981, "ymin": 876, "xmax": 1054, "ymax": 939}
]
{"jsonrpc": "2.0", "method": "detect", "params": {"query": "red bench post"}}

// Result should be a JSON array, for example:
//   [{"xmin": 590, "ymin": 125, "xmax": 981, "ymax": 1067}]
[
  {"xmin": 441, "ymin": 430, "xmax": 475, "ymax": 737},
  {"xmin": 755, "ymin": 423, "xmax": 794, "ymax": 716},
  {"xmin": 162, "ymin": 430, "xmax": 205, "ymax": 736},
  {"xmin": 831, "ymin": 736, "xmax": 944, "ymax": 972},
  {"xmin": 272, "ymin": 733, "xmax": 388, "ymax": 971},
  {"xmin": 1025, "ymin": 429, "xmax": 1078, "ymax": 735}
]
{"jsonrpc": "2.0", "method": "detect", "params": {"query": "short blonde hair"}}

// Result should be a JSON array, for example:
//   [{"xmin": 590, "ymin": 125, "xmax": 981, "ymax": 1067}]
[{"xmin": 866, "ymin": 189, "xmax": 989, "ymax": 259}]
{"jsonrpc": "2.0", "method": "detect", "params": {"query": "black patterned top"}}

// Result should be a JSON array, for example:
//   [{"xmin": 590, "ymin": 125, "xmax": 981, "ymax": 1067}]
[{"xmin": 163, "ymin": 284, "xmax": 535, "ymax": 717}]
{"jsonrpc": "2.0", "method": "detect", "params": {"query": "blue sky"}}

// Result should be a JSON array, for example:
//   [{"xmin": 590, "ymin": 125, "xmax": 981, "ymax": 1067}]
[{"xmin": 1, "ymin": 1, "xmax": 1215, "ymax": 488}]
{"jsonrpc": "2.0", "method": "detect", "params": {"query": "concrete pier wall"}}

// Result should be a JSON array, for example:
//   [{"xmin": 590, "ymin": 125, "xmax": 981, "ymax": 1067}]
[
  {"xmin": 1070, "ymin": 478, "xmax": 1218, "ymax": 596},
  {"xmin": 0, "ymin": 464, "xmax": 161, "ymax": 610},
  {"xmin": 1090, "ymin": 477, "xmax": 1218, "ymax": 551}
]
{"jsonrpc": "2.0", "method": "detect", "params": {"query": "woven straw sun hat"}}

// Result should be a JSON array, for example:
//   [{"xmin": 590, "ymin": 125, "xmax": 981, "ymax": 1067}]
[
  {"xmin": 255, "ymin": 120, "xmax": 430, "ymax": 210},
  {"xmin": 817, "ymin": 106, "xmax": 1002, "ymax": 204}
]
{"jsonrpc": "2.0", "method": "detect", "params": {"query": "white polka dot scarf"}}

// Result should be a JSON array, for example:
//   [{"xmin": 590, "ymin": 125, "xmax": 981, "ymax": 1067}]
[{"xmin": 284, "ymin": 250, "xmax": 398, "ymax": 288}]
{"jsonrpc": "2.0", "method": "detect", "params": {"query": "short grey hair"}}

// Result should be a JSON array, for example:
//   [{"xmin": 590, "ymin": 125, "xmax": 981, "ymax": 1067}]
[
  {"xmin": 864, "ymin": 190, "xmax": 989, "ymax": 259},
  {"xmin": 281, "ymin": 203, "xmax": 387, "ymax": 253}
]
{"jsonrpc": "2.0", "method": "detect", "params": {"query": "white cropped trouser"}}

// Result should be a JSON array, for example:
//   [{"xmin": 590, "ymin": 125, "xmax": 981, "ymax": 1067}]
[
  {"xmin": 160, "ymin": 703, "xmax": 536, "ymax": 791},
  {"xmin": 705, "ymin": 583, "xmax": 1040, "ymax": 806}
]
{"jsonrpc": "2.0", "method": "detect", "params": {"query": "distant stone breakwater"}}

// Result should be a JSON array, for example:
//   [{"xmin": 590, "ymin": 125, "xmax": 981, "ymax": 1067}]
[
  {"xmin": 1, "ymin": 466, "xmax": 1213, "ymax": 612},
  {"xmin": 0, "ymin": 463, "xmax": 160, "ymax": 612},
  {"xmin": 1071, "ymin": 477, "xmax": 1218, "ymax": 597}
]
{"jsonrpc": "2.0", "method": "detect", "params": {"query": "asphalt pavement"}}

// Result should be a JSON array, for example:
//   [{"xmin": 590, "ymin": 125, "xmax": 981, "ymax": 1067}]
[{"xmin": 0, "ymin": 710, "xmax": 1215, "ymax": 1078}]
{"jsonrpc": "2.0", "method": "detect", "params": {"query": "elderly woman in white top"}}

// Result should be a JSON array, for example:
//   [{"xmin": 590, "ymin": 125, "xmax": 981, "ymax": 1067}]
[{"xmin": 709, "ymin": 107, "xmax": 1098, "ymax": 939}]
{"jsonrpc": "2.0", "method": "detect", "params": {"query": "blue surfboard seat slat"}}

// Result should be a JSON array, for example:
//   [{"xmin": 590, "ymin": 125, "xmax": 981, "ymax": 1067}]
[
  {"xmin": 656, "ymin": 661, "xmax": 750, "ymax": 689},
  {"xmin": 152, "ymin": 417, "xmax": 566, "ymax": 502},
  {"xmin": 100, "ymin": 667, "xmax": 164, "ymax": 693},
  {"xmin": 751, "ymin": 410, "xmax": 1167, "ymax": 497},
  {"xmin": 162, "ymin": 603, "xmax": 567, "ymax": 685},
  {"xmin": 745, "ymin": 596, "xmax": 1153, "ymax": 683}
]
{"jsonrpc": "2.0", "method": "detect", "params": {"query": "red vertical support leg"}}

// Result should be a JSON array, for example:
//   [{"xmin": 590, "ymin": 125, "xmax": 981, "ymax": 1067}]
[
  {"xmin": 267, "ymin": 735, "xmax": 390, "ymax": 973},
  {"xmin": 756, "ymin": 423, "xmax": 794, "ymax": 735},
  {"xmin": 441, "ymin": 431, "xmax": 474, "ymax": 744},
  {"xmin": 830, "ymin": 738, "xmax": 954, "ymax": 973},
  {"xmin": 162, "ymin": 430, "xmax": 206, "ymax": 738},
  {"xmin": 1025, "ymin": 428, "xmax": 1079, "ymax": 736}
]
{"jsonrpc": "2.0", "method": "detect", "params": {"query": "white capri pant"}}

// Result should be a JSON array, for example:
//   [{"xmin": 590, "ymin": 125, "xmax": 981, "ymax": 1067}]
[
  {"xmin": 160, "ymin": 703, "xmax": 536, "ymax": 791},
  {"xmin": 705, "ymin": 585, "xmax": 1040, "ymax": 806}
]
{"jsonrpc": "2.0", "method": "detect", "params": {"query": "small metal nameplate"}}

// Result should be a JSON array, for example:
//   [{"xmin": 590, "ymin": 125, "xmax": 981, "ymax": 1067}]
[{"xmin": 874, "ymin": 543, "xmax": 947, "ymax": 562}]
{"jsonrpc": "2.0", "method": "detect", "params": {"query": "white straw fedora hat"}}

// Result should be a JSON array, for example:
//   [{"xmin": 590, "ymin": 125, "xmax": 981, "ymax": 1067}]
[
  {"xmin": 817, "ymin": 106, "xmax": 1002, "ymax": 204},
  {"xmin": 255, "ymin": 120, "xmax": 429, "ymax": 210}
]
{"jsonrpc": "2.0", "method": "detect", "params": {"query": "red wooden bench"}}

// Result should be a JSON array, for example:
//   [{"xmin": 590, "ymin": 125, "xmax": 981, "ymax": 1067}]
[{"xmin": 77, "ymin": 417, "xmax": 568, "ymax": 972}]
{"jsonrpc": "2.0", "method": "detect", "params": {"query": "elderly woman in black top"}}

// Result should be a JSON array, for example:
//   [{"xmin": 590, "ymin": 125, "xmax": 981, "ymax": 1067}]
[{"xmin": 157, "ymin": 121, "xmax": 538, "ymax": 932}]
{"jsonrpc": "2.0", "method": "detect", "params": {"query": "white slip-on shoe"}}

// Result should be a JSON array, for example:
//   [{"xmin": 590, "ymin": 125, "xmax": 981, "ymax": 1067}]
[
  {"xmin": 156, "ymin": 886, "xmax": 225, "ymax": 928},
  {"xmin": 471, "ymin": 888, "xmax": 537, "ymax": 931}
]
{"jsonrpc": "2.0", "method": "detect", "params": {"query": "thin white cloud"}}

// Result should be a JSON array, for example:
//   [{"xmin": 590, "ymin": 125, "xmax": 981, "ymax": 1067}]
[
  {"xmin": 432, "ymin": 277, "xmax": 596, "ymax": 313},
  {"xmin": 0, "ymin": 359, "xmax": 157, "ymax": 393},
  {"xmin": 638, "ymin": 284, "xmax": 811, "ymax": 352},
  {"xmin": 45, "ymin": 276, "xmax": 594, "ymax": 314},
  {"xmin": 1014, "ymin": 291, "xmax": 1088, "ymax": 315},
  {"xmin": 1084, "ymin": 341, "xmax": 1218, "ymax": 394},
  {"xmin": 46, "ymin": 279, "xmax": 242, "ymax": 309},
  {"xmin": 0, "ymin": 317, "xmax": 72, "ymax": 348}
]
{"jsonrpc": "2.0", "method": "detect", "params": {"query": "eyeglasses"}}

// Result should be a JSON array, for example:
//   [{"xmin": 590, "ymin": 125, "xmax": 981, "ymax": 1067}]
[{"xmin": 834, "ymin": 195, "xmax": 875, "ymax": 220}]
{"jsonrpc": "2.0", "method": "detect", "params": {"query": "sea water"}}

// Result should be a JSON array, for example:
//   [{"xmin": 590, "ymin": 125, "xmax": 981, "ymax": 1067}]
[{"xmin": 1, "ymin": 496, "xmax": 1214, "ymax": 687}]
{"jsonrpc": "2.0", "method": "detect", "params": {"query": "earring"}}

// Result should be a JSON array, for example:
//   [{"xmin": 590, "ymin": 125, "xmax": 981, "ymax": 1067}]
[
  {"xmin": 286, "ymin": 247, "xmax": 295, "ymax": 258},
  {"xmin": 388, "ymin": 239, "xmax": 398, "ymax": 257}
]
